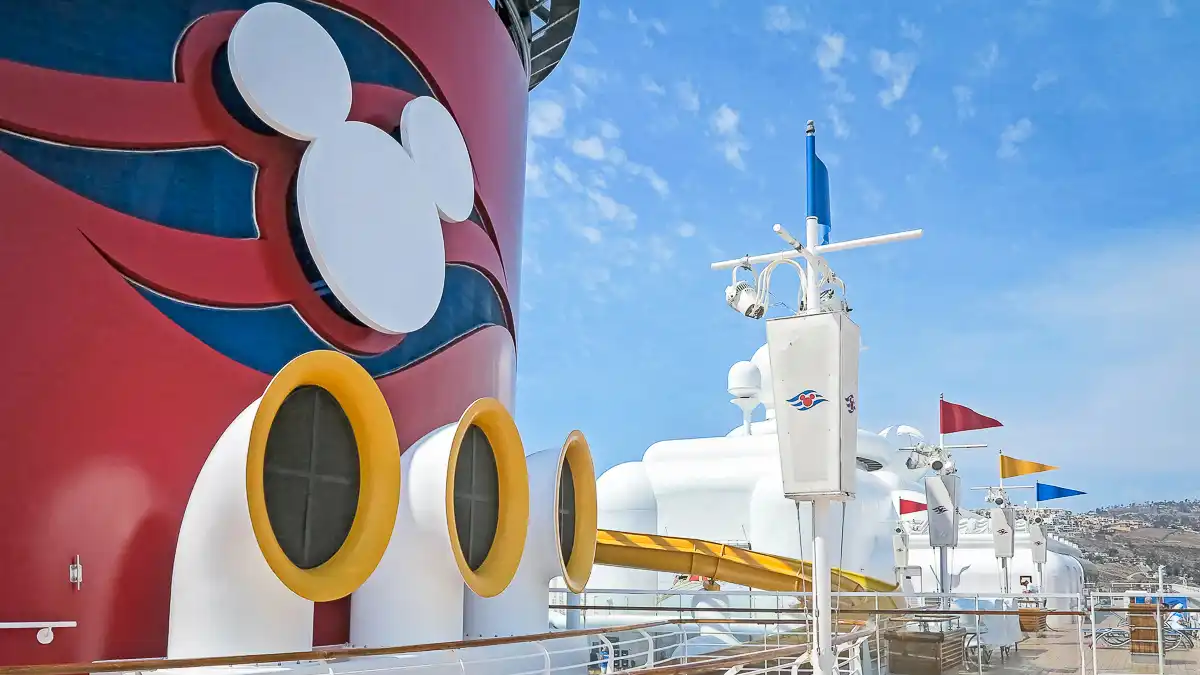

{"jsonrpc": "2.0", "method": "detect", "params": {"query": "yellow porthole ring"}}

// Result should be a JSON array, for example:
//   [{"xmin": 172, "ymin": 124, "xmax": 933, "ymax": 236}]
[
  {"xmin": 246, "ymin": 350, "xmax": 401, "ymax": 602},
  {"xmin": 559, "ymin": 430, "xmax": 598, "ymax": 594},
  {"xmin": 446, "ymin": 397, "xmax": 530, "ymax": 598}
]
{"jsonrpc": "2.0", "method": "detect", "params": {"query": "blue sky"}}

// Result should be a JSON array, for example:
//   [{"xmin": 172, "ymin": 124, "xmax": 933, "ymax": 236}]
[{"xmin": 512, "ymin": 0, "xmax": 1199, "ymax": 512}]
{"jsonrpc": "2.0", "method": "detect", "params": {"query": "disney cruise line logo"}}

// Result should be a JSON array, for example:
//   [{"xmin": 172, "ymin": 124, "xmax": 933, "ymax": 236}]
[{"xmin": 787, "ymin": 390, "xmax": 828, "ymax": 411}]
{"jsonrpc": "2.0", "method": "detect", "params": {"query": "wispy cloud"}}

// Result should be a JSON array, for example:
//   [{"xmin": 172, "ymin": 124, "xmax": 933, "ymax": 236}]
[
  {"xmin": 528, "ymin": 99, "xmax": 565, "ymax": 138},
  {"xmin": 677, "ymin": 222, "xmax": 697, "ymax": 238},
  {"xmin": 764, "ymin": 5, "xmax": 804, "ymax": 33},
  {"xmin": 571, "ymin": 136, "xmax": 607, "ymax": 160},
  {"xmin": 569, "ymin": 125, "xmax": 671, "ymax": 197},
  {"xmin": 953, "ymin": 85, "xmax": 976, "ymax": 120},
  {"xmin": 1162, "ymin": 0, "xmax": 1179, "ymax": 17},
  {"xmin": 900, "ymin": 18, "xmax": 922, "ymax": 43},
  {"xmin": 815, "ymin": 33, "xmax": 852, "ymax": 137},
  {"xmin": 826, "ymin": 104, "xmax": 849, "ymax": 139},
  {"xmin": 710, "ymin": 104, "xmax": 748, "ymax": 169},
  {"xmin": 930, "ymin": 145, "xmax": 948, "ymax": 164},
  {"xmin": 907, "ymin": 113, "xmax": 922, "ymax": 136},
  {"xmin": 870, "ymin": 49, "xmax": 918, "ymax": 108},
  {"xmin": 815, "ymin": 33, "xmax": 847, "ymax": 73},
  {"xmin": 676, "ymin": 80, "xmax": 701, "ymax": 112},
  {"xmin": 978, "ymin": 42, "xmax": 1000, "ymax": 73},
  {"xmin": 997, "ymin": 118, "xmax": 1034, "ymax": 159},
  {"xmin": 1032, "ymin": 70, "xmax": 1059, "ymax": 91},
  {"xmin": 641, "ymin": 75, "xmax": 666, "ymax": 95},
  {"xmin": 627, "ymin": 8, "xmax": 668, "ymax": 46}
]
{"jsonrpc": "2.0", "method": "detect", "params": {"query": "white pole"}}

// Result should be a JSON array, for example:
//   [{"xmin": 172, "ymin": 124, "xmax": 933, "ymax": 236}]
[
  {"xmin": 804, "ymin": 216, "xmax": 821, "ymax": 312},
  {"xmin": 938, "ymin": 432, "xmax": 950, "ymax": 609},
  {"xmin": 812, "ymin": 498, "xmax": 833, "ymax": 675},
  {"xmin": 803, "ymin": 214, "xmax": 834, "ymax": 675}
]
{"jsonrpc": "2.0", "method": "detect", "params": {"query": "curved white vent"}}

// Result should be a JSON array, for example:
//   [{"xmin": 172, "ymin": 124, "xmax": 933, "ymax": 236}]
[{"xmin": 856, "ymin": 457, "xmax": 883, "ymax": 472}]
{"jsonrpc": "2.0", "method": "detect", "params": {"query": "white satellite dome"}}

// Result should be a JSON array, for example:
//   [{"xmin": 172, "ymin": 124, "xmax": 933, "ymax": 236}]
[{"xmin": 727, "ymin": 360, "xmax": 762, "ymax": 399}]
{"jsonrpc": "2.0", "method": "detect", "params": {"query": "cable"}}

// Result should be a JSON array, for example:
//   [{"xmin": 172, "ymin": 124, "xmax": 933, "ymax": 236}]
[{"xmin": 756, "ymin": 257, "xmax": 808, "ymax": 313}]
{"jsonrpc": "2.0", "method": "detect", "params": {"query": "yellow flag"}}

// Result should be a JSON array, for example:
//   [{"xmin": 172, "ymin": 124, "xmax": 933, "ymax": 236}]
[{"xmin": 1000, "ymin": 455, "xmax": 1058, "ymax": 479}]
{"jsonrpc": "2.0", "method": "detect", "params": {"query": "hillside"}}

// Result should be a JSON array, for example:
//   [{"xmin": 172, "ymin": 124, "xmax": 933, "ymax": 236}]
[{"xmin": 1062, "ymin": 500, "xmax": 1200, "ymax": 584}]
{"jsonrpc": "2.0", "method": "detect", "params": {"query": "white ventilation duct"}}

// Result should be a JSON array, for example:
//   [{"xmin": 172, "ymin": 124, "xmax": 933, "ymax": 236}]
[
  {"xmin": 464, "ymin": 431, "xmax": 598, "ymax": 638},
  {"xmin": 351, "ymin": 398, "xmax": 529, "ymax": 647},
  {"xmin": 169, "ymin": 351, "xmax": 400, "ymax": 658}
]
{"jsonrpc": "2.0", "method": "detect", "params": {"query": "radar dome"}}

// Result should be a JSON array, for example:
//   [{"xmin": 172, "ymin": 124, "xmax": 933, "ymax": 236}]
[
  {"xmin": 750, "ymin": 344, "xmax": 773, "ymax": 410},
  {"xmin": 727, "ymin": 361, "xmax": 762, "ymax": 399}
]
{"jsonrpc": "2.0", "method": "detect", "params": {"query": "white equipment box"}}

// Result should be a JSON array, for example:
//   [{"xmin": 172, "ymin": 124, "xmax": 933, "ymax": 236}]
[
  {"xmin": 925, "ymin": 474, "xmax": 962, "ymax": 547},
  {"xmin": 1029, "ymin": 522, "xmax": 1048, "ymax": 564},
  {"xmin": 766, "ymin": 311, "xmax": 860, "ymax": 500},
  {"xmin": 991, "ymin": 507, "xmax": 1016, "ymax": 559}
]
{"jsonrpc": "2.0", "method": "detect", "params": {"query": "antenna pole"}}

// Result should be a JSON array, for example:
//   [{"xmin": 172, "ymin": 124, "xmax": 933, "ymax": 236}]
[{"xmin": 937, "ymin": 429, "xmax": 950, "ymax": 608}]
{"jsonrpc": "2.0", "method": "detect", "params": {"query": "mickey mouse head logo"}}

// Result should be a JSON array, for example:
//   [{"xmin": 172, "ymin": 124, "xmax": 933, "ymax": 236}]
[{"xmin": 227, "ymin": 2, "xmax": 475, "ymax": 335}]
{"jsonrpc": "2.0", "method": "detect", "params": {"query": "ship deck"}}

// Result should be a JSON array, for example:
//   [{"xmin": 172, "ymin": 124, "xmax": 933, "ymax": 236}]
[{"xmin": 949, "ymin": 630, "xmax": 1200, "ymax": 675}]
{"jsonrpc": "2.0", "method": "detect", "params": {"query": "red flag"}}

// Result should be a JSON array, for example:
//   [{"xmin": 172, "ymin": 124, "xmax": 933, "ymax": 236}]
[
  {"xmin": 899, "ymin": 498, "xmax": 927, "ymax": 515},
  {"xmin": 940, "ymin": 397, "xmax": 1003, "ymax": 434}
]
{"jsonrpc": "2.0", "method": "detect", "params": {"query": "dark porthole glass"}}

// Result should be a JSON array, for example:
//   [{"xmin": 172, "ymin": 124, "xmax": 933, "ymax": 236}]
[
  {"xmin": 557, "ymin": 456, "xmax": 577, "ymax": 566},
  {"xmin": 263, "ymin": 385, "xmax": 360, "ymax": 570},
  {"xmin": 453, "ymin": 425, "xmax": 500, "ymax": 571}
]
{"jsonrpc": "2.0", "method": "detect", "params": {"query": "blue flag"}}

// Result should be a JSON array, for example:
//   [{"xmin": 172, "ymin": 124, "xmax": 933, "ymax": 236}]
[
  {"xmin": 806, "ymin": 130, "xmax": 832, "ymax": 245},
  {"xmin": 1036, "ymin": 482, "xmax": 1086, "ymax": 502}
]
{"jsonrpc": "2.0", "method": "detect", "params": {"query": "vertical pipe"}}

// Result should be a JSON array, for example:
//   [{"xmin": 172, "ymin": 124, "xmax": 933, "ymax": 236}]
[
  {"xmin": 812, "ymin": 498, "xmax": 833, "ymax": 675},
  {"xmin": 938, "ymin": 432, "xmax": 950, "ymax": 609},
  {"xmin": 566, "ymin": 593, "xmax": 582, "ymax": 630},
  {"xmin": 804, "ymin": 217, "xmax": 821, "ymax": 313},
  {"xmin": 976, "ymin": 596, "xmax": 983, "ymax": 675},
  {"xmin": 1076, "ymin": 594, "xmax": 1087, "ymax": 675},
  {"xmin": 1090, "ymin": 598, "xmax": 1099, "ymax": 675}
]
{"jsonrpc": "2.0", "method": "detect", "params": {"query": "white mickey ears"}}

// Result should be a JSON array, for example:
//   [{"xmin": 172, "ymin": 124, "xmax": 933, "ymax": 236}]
[{"xmin": 228, "ymin": 2, "xmax": 476, "ymax": 335}]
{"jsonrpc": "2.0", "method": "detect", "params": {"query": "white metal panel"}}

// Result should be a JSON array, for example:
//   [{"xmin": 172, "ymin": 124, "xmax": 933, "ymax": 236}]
[
  {"xmin": 766, "ymin": 312, "xmax": 860, "ymax": 499},
  {"xmin": 925, "ymin": 474, "xmax": 961, "ymax": 547}
]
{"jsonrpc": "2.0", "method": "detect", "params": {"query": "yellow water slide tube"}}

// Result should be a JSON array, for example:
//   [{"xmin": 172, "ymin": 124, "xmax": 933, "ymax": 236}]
[{"xmin": 594, "ymin": 528, "xmax": 900, "ymax": 610}]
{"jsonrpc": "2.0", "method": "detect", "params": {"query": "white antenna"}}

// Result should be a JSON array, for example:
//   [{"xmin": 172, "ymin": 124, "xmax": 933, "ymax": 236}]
[{"xmin": 710, "ymin": 128, "xmax": 923, "ymax": 675}]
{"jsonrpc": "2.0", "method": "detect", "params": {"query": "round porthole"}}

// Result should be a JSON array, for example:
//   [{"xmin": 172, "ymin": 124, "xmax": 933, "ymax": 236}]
[
  {"xmin": 446, "ymin": 398, "xmax": 529, "ymax": 598},
  {"xmin": 557, "ymin": 430, "xmax": 597, "ymax": 593},
  {"xmin": 246, "ymin": 350, "xmax": 400, "ymax": 602},
  {"xmin": 263, "ymin": 385, "xmax": 359, "ymax": 570},
  {"xmin": 453, "ymin": 425, "xmax": 501, "ymax": 571}
]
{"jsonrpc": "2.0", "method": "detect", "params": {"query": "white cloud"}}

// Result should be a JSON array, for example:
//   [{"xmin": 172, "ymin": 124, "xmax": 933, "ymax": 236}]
[
  {"xmin": 1162, "ymin": 0, "xmax": 1178, "ymax": 17},
  {"xmin": 953, "ymin": 85, "xmax": 976, "ymax": 120},
  {"xmin": 711, "ymin": 105, "xmax": 739, "ymax": 135},
  {"xmin": 900, "ymin": 18, "xmax": 922, "ymax": 43},
  {"xmin": 627, "ymin": 8, "xmax": 668, "ymax": 46},
  {"xmin": 641, "ymin": 76, "xmax": 666, "ymax": 95},
  {"xmin": 1032, "ymin": 70, "xmax": 1059, "ymax": 91},
  {"xmin": 570, "ymin": 131, "xmax": 671, "ymax": 197},
  {"xmin": 677, "ymin": 222, "xmax": 697, "ymax": 238},
  {"xmin": 764, "ymin": 5, "xmax": 804, "ymax": 33},
  {"xmin": 676, "ymin": 80, "xmax": 701, "ymax": 112},
  {"xmin": 579, "ymin": 226, "xmax": 603, "ymax": 244},
  {"xmin": 572, "ymin": 136, "xmax": 607, "ymax": 161},
  {"xmin": 869, "ymin": 49, "xmax": 918, "ymax": 108},
  {"xmin": 586, "ymin": 188, "xmax": 636, "ymax": 225},
  {"xmin": 552, "ymin": 158, "xmax": 579, "ymax": 187},
  {"xmin": 815, "ymin": 33, "xmax": 847, "ymax": 72},
  {"xmin": 528, "ymin": 99, "xmax": 565, "ymax": 137},
  {"xmin": 978, "ymin": 42, "xmax": 1000, "ymax": 73},
  {"xmin": 815, "ymin": 33, "xmax": 854, "ymax": 104},
  {"xmin": 930, "ymin": 145, "xmax": 948, "ymax": 164},
  {"xmin": 525, "ymin": 144, "xmax": 547, "ymax": 197},
  {"xmin": 907, "ymin": 113, "xmax": 922, "ymax": 136},
  {"xmin": 570, "ymin": 64, "xmax": 606, "ymax": 88},
  {"xmin": 997, "ymin": 118, "xmax": 1034, "ymax": 159},
  {"xmin": 827, "ymin": 104, "xmax": 850, "ymax": 139},
  {"xmin": 710, "ymin": 104, "xmax": 748, "ymax": 169}
]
